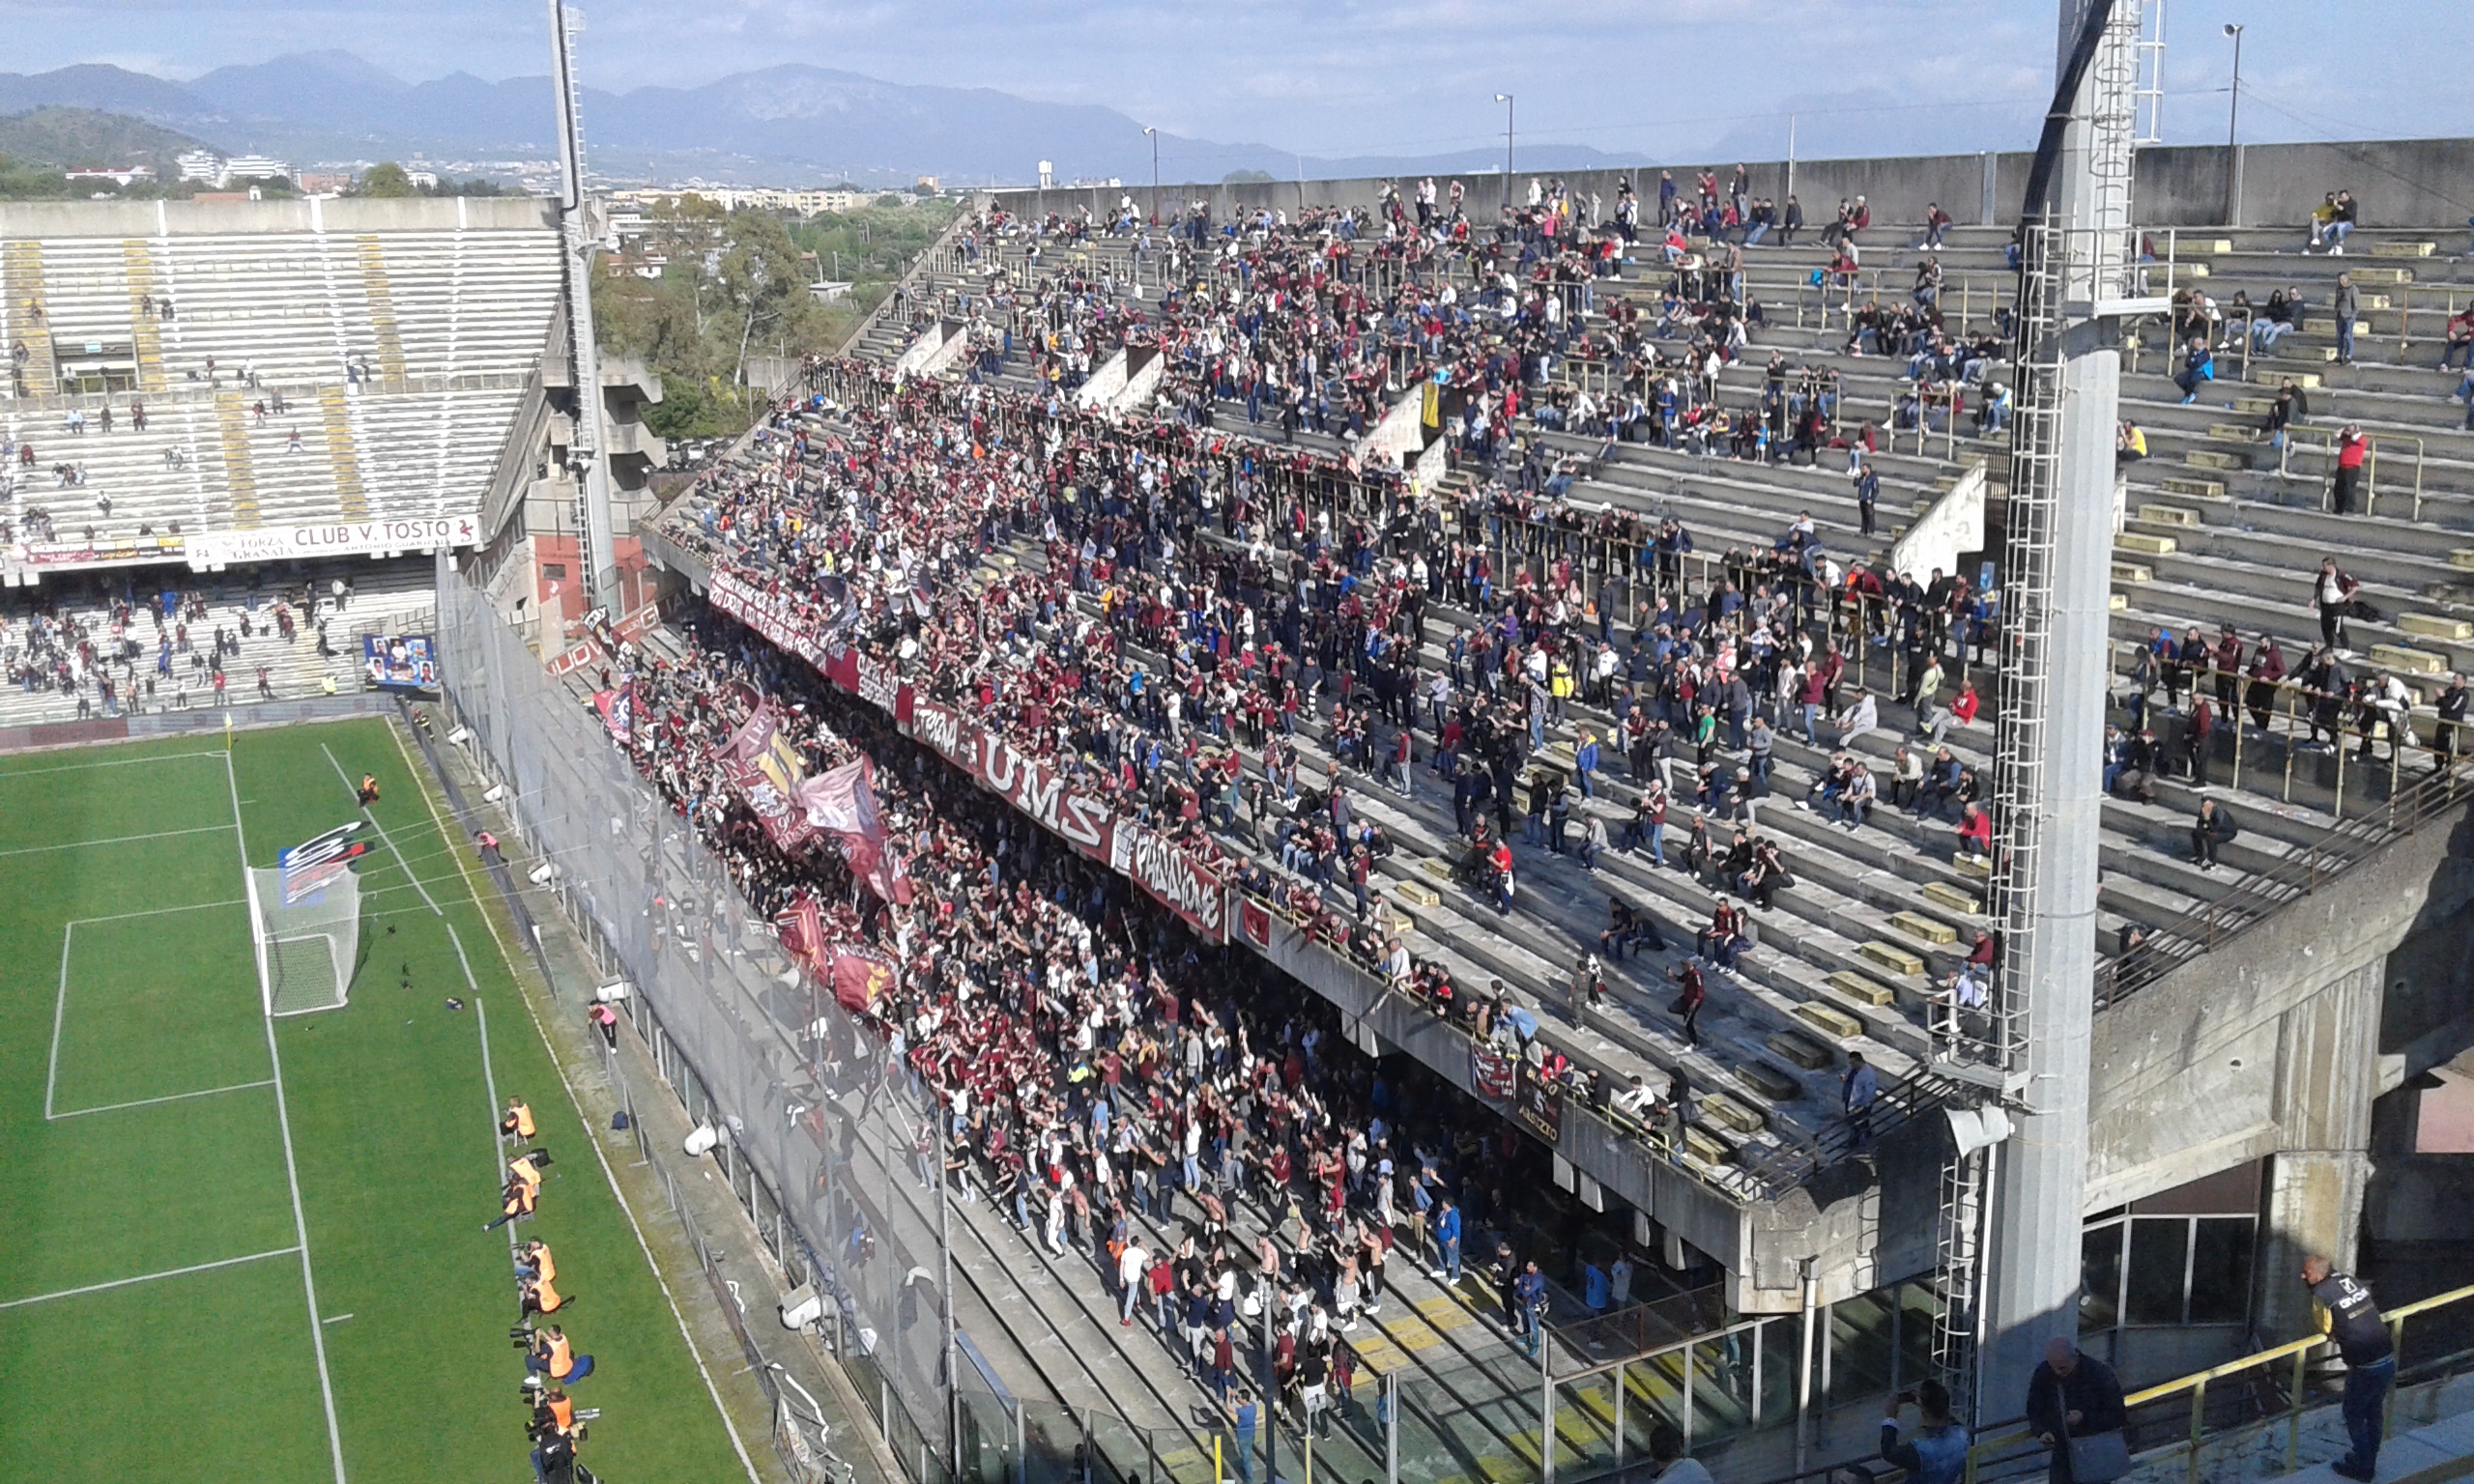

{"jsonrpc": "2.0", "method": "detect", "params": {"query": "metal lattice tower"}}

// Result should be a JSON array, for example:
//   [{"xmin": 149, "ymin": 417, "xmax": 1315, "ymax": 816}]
[
  {"xmin": 1930, "ymin": 0, "xmax": 2159, "ymax": 1422},
  {"xmin": 2134, "ymin": 0, "xmax": 2169, "ymax": 145},
  {"xmin": 547, "ymin": 0, "xmax": 617, "ymax": 604}
]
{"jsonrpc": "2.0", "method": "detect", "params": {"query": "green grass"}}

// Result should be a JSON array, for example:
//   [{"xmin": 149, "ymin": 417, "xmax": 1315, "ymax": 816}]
[{"xmin": 0, "ymin": 721, "xmax": 746, "ymax": 1484}]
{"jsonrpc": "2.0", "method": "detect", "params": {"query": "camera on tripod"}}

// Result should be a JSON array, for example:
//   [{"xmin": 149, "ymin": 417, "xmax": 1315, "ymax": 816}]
[{"xmin": 510, "ymin": 1325, "xmax": 538, "ymax": 1350}]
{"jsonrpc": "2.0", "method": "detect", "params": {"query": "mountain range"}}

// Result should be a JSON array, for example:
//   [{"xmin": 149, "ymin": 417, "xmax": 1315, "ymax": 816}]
[{"xmin": 0, "ymin": 52, "xmax": 1640, "ymax": 187}]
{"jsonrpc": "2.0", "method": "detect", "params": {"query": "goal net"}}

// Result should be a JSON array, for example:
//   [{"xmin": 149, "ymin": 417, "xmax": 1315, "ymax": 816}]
[{"xmin": 246, "ymin": 864, "xmax": 362, "ymax": 1017}]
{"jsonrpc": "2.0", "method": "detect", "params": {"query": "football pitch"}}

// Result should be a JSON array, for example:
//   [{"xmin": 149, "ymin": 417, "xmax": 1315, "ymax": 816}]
[{"xmin": 0, "ymin": 719, "xmax": 749, "ymax": 1483}]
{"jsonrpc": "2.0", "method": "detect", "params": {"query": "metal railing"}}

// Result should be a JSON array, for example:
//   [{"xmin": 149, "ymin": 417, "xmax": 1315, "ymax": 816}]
[
  {"xmin": 1963, "ymin": 1281, "xmax": 2474, "ymax": 1484},
  {"xmin": 2103, "ymin": 754, "xmax": 2470, "ymax": 999},
  {"xmin": 2278, "ymin": 425, "xmax": 2427, "ymax": 521}
]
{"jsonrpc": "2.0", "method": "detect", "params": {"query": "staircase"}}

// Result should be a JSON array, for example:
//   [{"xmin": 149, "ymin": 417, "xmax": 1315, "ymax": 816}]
[
  {"xmin": 4, "ymin": 240, "xmax": 56, "ymax": 395},
  {"xmin": 355, "ymin": 237, "xmax": 410, "ymax": 387},
  {"xmin": 121, "ymin": 240, "xmax": 168, "ymax": 393},
  {"xmin": 318, "ymin": 385, "xmax": 370, "ymax": 519},
  {"xmin": 213, "ymin": 392, "xmax": 263, "ymax": 528}
]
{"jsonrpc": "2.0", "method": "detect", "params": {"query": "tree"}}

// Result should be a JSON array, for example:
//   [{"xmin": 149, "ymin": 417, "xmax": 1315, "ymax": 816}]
[
  {"xmin": 1224, "ymin": 169, "xmax": 1275, "ymax": 185},
  {"xmin": 358, "ymin": 162, "xmax": 416, "ymax": 198}
]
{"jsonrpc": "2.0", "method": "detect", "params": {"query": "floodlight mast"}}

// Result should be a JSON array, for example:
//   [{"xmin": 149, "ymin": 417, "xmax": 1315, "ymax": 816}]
[
  {"xmin": 1933, "ymin": 0, "xmax": 2157, "ymax": 1425},
  {"xmin": 548, "ymin": 0, "xmax": 618, "ymax": 609}
]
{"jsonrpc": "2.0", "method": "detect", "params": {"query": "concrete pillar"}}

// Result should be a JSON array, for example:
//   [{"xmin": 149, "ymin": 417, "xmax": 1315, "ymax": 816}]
[
  {"xmin": 2255, "ymin": 964, "xmax": 2383, "ymax": 1341},
  {"xmin": 1983, "ymin": 0, "xmax": 2139, "ymax": 1397}
]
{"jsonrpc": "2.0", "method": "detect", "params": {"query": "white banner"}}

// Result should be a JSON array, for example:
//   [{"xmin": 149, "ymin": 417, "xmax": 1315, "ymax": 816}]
[{"xmin": 186, "ymin": 515, "xmax": 482, "ymax": 568}]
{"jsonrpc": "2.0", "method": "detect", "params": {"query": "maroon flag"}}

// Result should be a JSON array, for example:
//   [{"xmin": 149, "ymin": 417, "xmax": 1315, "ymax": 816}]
[
  {"xmin": 827, "ymin": 947, "xmax": 898, "ymax": 1014},
  {"xmin": 866, "ymin": 848, "xmax": 915, "ymax": 907},
  {"xmin": 798, "ymin": 756, "xmax": 895, "ymax": 895},
  {"xmin": 1240, "ymin": 898, "xmax": 1273, "ymax": 951},
  {"xmin": 775, "ymin": 894, "xmax": 826, "ymax": 976},
  {"xmin": 710, "ymin": 699, "xmax": 815, "ymax": 851}
]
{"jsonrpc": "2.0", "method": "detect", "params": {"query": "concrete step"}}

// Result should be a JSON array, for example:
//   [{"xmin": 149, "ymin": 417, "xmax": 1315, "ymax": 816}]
[{"xmin": 2399, "ymin": 614, "xmax": 2474, "ymax": 642}]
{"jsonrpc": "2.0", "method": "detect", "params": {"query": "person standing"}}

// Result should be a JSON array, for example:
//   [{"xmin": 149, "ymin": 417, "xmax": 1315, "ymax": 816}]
[
  {"xmin": 2434, "ymin": 672, "xmax": 2468, "ymax": 776},
  {"xmin": 1117, "ymin": 1236, "xmax": 1150, "ymax": 1326},
  {"xmin": 1670, "ymin": 958, "xmax": 1708, "ymax": 1045},
  {"xmin": 2333, "ymin": 273, "xmax": 2359, "ymax": 364},
  {"xmin": 1432, "ymin": 1195, "xmax": 1462, "ymax": 1284},
  {"xmin": 2026, "ymin": 1337, "xmax": 2127, "ymax": 1484},
  {"xmin": 1884, "ymin": 1381, "xmax": 1971, "ymax": 1484},
  {"xmin": 1842, "ymin": 1052, "xmax": 1880, "ymax": 1145},
  {"xmin": 2303, "ymin": 1255, "xmax": 2396, "ymax": 1481},
  {"xmin": 2331, "ymin": 424, "xmax": 2369, "ymax": 514},
  {"xmin": 2316, "ymin": 557, "xmax": 2359, "ymax": 648},
  {"xmin": 1227, "ymin": 1389, "xmax": 1259, "ymax": 1484},
  {"xmin": 1511, "ymin": 1260, "xmax": 1547, "ymax": 1357},
  {"xmin": 1649, "ymin": 1424, "xmax": 1714, "ymax": 1484}
]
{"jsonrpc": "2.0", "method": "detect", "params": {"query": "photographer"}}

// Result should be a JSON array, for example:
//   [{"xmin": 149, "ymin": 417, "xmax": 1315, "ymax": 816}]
[
  {"xmin": 1883, "ymin": 1380, "xmax": 1970, "ymax": 1484},
  {"xmin": 521, "ymin": 1323, "xmax": 590, "ymax": 1385}
]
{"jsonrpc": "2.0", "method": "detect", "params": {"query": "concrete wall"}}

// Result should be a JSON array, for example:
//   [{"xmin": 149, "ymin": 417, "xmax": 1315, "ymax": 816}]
[
  {"xmin": 0, "ymin": 193, "xmax": 556, "ymax": 239},
  {"xmin": 993, "ymin": 137, "xmax": 2474, "ymax": 233}
]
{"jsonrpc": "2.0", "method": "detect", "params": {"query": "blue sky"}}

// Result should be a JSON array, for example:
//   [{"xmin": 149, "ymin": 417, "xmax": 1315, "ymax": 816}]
[{"xmin": 14, "ymin": 0, "xmax": 2469, "ymax": 163}]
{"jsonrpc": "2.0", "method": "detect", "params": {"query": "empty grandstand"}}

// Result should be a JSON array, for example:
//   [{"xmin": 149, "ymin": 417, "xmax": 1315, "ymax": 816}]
[{"xmin": 0, "ymin": 195, "xmax": 668, "ymax": 730}]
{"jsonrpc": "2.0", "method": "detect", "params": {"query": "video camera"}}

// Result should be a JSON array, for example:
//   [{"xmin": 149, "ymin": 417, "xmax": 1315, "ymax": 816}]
[{"xmin": 510, "ymin": 1325, "xmax": 538, "ymax": 1350}]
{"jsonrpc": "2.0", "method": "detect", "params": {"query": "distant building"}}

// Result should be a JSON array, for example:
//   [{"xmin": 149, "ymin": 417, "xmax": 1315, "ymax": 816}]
[
  {"xmin": 914, "ymin": 175, "xmax": 940, "ymax": 193},
  {"xmin": 222, "ymin": 155, "xmax": 294, "ymax": 185},
  {"xmin": 296, "ymin": 172, "xmax": 353, "ymax": 196},
  {"xmin": 176, "ymin": 150, "xmax": 225, "ymax": 184},
  {"xmin": 406, "ymin": 169, "xmax": 440, "ymax": 190},
  {"xmin": 64, "ymin": 166, "xmax": 156, "ymax": 187}
]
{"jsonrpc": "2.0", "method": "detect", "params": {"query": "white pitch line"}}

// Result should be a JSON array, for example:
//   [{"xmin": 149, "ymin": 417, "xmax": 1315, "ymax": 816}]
[
  {"xmin": 0, "ymin": 823, "xmax": 236, "ymax": 858},
  {"xmin": 48, "ymin": 1080, "xmax": 276, "ymax": 1122},
  {"xmin": 0, "ymin": 749, "xmax": 226, "ymax": 780},
  {"xmin": 0, "ymin": 1245, "xmax": 301, "ymax": 1311},
  {"xmin": 44, "ymin": 924, "xmax": 73, "ymax": 1122},
  {"xmin": 319, "ymin": 741, "xmax": 474, "ymax": 989},
  {"xmin": 321, "ymin": 742, "xmax": 440, "ymax": 915},
  {"xmin": 72, "ymin": 898, "xmax": 247, "ymax": 924},
  {"xmin": 226, "ymin": 750, "xmax": 350, "ymax": 1484},
  {"xmin": 479, "ymin": 998, "xmax": 516, "ymax": 1262}
]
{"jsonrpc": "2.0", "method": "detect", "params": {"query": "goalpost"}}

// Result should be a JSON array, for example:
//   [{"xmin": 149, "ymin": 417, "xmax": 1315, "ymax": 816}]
[{"xmin": 245, "ymin": 863, "xmax": 362, "ymax": 1018}]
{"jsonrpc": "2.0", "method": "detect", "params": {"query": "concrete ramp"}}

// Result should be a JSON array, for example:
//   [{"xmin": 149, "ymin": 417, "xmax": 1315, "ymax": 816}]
[
  {"xmin": 1889, "ymin": 462, "xmax": 1988, "ymax": 583},
  {"xmin": 1073, "ymin": 345, "xmax": 1165, "ymax": 414},
  {"xmin": 1115, "ymin": 345, "xmax": 1165, "ymax": 412},
  {"xmin": 1357, "ymin": 386, "xmax": 1426, "ymax": 470},
  {"xmin": 1075, "ymin": 349, "xmax": 1130, "ymax": 410},
  {"xmin": 893, "ymin": 318, "xmax": 968, "ymax": 378}
]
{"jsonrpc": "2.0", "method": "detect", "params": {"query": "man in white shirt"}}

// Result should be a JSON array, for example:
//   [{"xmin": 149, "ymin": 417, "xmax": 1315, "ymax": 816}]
[{"xmin": 1119, "ymin": 1240, "xmax": 1150, "ymax": 1326}]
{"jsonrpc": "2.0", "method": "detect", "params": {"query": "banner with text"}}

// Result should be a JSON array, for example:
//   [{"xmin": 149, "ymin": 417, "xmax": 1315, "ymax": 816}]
[{"xmin": 187, "ymin": 515, "xmax": 481, "ymax": 568}]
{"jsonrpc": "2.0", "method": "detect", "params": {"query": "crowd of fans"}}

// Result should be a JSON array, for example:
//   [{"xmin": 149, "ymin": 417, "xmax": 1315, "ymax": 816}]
[
  {"xmin": 655, "ymin": 358, "xmax": 2025, "ymax": 1144},
  {"xmin": 611, "ymin": 600, "xmax": 1700, "ymax": 1439},
  {"xmin": 928, "ymin": 182, "xmax": 1943, "ymax": 465}
]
